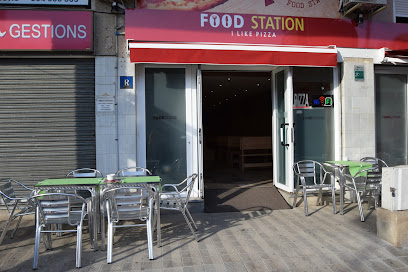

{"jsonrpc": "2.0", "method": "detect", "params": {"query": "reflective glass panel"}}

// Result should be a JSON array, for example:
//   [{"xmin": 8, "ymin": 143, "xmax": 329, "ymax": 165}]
[
  {"xmin": 375, "ymin": 74, "xmax": 407, "ymax": 166},
  {"xmin": 276, "ymin": 70, "xmax": 286, "ymax": 185},
  {"xmin": 293, "ymin": 67, "xmax": 334, "ymax": 162},
  {"xmin": 145, "ymin": 68, "xmax": 187, "ymax": 184}
]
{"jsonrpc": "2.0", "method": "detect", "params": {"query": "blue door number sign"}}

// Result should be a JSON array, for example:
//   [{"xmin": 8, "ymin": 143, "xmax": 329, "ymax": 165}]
[{"xmin": 120, "ymin": 76, "xmax": 133, "ymax": 89}]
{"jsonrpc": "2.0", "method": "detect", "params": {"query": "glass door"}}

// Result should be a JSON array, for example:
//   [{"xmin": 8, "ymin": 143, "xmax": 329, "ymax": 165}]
[
  {"xmin": 375, "ymin": 71, "xmax": 408, "ymax": 166},
  {"xmin": 273, "ymin": 67, "xmax": 335, "ymax": 192},
  {"xmin": 136, "ymin": 64, "xmax": 200, "ymax": 196},
  {"xmin": 272, "ymin": 68, "xmax": 294, "ymax": 192},
  {"xmin": 197, "ymin": 65, "xmax": 204, "ymax": 198}
]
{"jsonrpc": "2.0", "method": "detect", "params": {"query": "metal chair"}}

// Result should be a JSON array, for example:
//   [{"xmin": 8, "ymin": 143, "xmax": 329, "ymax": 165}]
[
  {"xmin": 360, "ymin": 157, "xmax": 388, "ymax": 168},
  {"xmin": 65, "ymin": 168, "xmax": 103, "ymax": 243},
  {"xmin": 0, "ymin": 179, "xmax": 35, "ymax": 245},
  {"xmin": 160, "ymin": 173, "xmax": 199, "ymax": 241},
  {"xmin": 115, "ymin": 166, "xmax": 152, "ymax": 177},
  {"xmin": 66, "ymin": 168, "xmax": 103, "ymax": 178},
  {"xmin": 32, "ymin": 192, "xmax": 87, "ymax": 269},
  {"xmin": 360, "ymin": 157, "xmax": 388, "ymax": 208},
  {"xmin": 102, "ymin": 186, "xmax": 155, "ymax": 262},
  {"xmin": 343, "ymin": 166, "xmax": 381, "ymax": 222},
  {"xmin": 293, "ymin": 160, "xmax": 336, "ymax": 216}
]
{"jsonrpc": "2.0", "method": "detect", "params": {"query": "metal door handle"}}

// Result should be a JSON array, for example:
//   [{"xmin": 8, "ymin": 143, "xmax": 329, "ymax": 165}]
[{"xmin": 280, "ymin": 123, "xmax": 289, "ymax": 146}]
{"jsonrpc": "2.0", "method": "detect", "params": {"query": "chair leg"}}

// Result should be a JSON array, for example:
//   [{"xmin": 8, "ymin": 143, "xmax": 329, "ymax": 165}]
[
  {"xmin": 100, "ymin": 209, "xmax": 106, "ymax": 251},
  {"xmin": 11, "ymin": 215, "xmax": 23, "ymax": 239},
  {"xmin": 86, "ymin": 202, "xmax": 95, "ymax": 250},
  {"xmin": 107, "ymin": 221, "xmax": 113, "ymax": 264},
  {"xmin": 42, "ymin": 225, "xmax": 52, "ymax": 250},
  {"xmin": 76, "ymin": 224, "xmax": 82, "ymax": 268},
  {"xmin": 0, "ymin": 216, "xmax": 12, "ymax": 245},
  {"xmin": 33, "ymin": 224, "xmax": 42, "ymax": 270},
  {"xmin": 293, "ymin": 188, "xmax": 299, "ymax": 208},
  {"xmin": 316, "ymin": 189, "xmax": 323, "ymax": 206},
  {"xmin": 147, "ymin": 218, "xmax": 154, "ymax": 260},
  {"xmin": 375, "ymin": 189, "xmax": 380, "ymax": 209},
  {"xmin": 367, "ymin": 190, "xmax": 373, "ymax": 210},
  {"xmin": 331, "ymin": 187, "xmax": 337, "ymax": 214},
  {"xmin": 356, "ymin": 191, "xmax": 365, "ymax": 222},
  {"xmin": 303, "ymin": 187, "xmax": 308, "ymax": 216},
  {"xmin": 181, "ymin": 209, "xmax": 199, "ymax": 241},
  {"xmin": 147, "ymin": 197, "xmax": 154, "ymax": 260},
  {"xmin": 185, "ymin": 208, "xmax": 198, "ymax": 230}
]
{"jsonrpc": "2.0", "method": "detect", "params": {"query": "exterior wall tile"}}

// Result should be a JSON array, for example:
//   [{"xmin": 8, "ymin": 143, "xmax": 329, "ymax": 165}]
[{"xmin": 341, "ymin": 58, "xmax": 376, "ymax": 160}]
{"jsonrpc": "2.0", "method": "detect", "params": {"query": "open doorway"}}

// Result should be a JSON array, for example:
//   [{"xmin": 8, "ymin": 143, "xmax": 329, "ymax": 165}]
[{"xmin": 202, "ymin": 71, "xmax": 288, "ymax": 212}]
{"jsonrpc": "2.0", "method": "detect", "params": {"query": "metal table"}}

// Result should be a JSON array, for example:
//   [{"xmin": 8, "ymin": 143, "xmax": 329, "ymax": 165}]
[{"xmin": 324, "ymin": 161, "xmax": 373, "ymax": 215}]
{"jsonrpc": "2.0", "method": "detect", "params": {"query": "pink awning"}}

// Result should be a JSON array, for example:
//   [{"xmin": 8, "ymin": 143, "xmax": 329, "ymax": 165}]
[{"xmin": 129, "ymin": 42, "xmax": 338, "ymax": 67}]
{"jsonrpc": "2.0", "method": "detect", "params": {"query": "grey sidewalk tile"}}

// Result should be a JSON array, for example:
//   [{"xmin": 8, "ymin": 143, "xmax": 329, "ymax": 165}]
[
  {"xmin": 381, "ymin": 258, "xmax": 408, "ymax": 270},
  {"xmin": 182, "ymin": 265, "xmax": 206, "ymax": 272},
  {"xmin": 220, "ymin": 254, "xmax": 241, "ymax": 263},
  {"xmin": 281, "ymin": 256, "xmax": 311, "ymax": 272},
  {"xmin": 243, "ymin": 260, "xmax": 269, "ymax": 272},
  {"xmin": 201, "ymin": 255, "xmax": 223, "ymax": 265},
  {"xmin": 182, "ymin": 256, "xmax": 203, "ymax": 266},
  {"xmin": 327, "ymin": 263, "xmax": 354, "ymax": 272},
  {"xmin": 203, "ymin": 264, "xmax": 228, "ymax": 272},
  {"xmin": 399, "ymin": 256, "xmax": 408, "ymax": 265},
  {"xmin": 385, "ymin": 246, "xmax": 408, "ymax": 257},
  {"xmin": 299, "ymin": 255, "xmax": 333, "ymax": 272},
  {"xmin": 364, "ymin": 259, "xmax": 395, "ymax": 271},
  {"xmin": 262, "ymin": 256, "xmax": 289, "ymax": 272},
  {"xmin": 224, "ymin": 261, "xmax": 247, "ymax": 272}
]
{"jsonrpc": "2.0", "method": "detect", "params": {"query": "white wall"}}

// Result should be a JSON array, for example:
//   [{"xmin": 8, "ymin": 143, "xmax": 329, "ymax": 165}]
[
  {"xmin": 341, "ymin": 57, "xmax": 376, "ymax": 161},
  {"xmin": 95, "ymin": 55, "xmax": 136, "ymax": 175},
  {"xmin": 117, "ymin": 57, "xmax": 137, "ymax": 169},
  {"xmin": 95, "ymin": 56, "xmax": 118, "ymax": 175}
]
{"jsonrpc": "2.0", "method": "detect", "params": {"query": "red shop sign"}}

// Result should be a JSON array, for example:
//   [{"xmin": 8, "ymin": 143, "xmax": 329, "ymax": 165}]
[
  {"xmin": 0, "ymin": 10, "xmax": 93, "ymax": 51},
  {"xmin": 126, "ymin": 9, "xmax": 408, "ymax": 51}
]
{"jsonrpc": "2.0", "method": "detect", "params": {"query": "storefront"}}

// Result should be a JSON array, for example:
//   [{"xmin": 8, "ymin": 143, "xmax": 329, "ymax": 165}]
[
  {"xmin": 95, "ymin": 2, "xmax": 408, "ymax": 201},
  {"xmin": 0, "ymin": 10, "xmax": 95, "ymax": 189}
]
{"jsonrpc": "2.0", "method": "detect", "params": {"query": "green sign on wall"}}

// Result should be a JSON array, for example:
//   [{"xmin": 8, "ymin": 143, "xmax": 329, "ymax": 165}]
[{"xmin": 354, "ymin": 65, "xmax": 364, "ymax": 81}]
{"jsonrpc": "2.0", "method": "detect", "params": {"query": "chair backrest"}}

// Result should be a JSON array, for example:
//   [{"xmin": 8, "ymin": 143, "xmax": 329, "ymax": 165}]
[
  {"xmin": 0, "ymin": 181, "xmax": 16, "ymax": 207},
  {"xmin": 293, "ymin": 160, "xmax": 326, "ymax": 185},
  {"xmin": 180, "ymin": 173, "xmax": 198, "ymax": 201},
  {"xmin": 33, "ymin": 193, "xmax": 87, "ymax": 225},
  {"xmin": 102, "ymin": 186, "xmax": 150, "ymax": 222},
  {"xmin": 360, "ymin": 157, "xmax": 387, "ymax": 188},
  {"xmin": 0, "ymin": 179, "xmax": 33, "ymax": 213},
  {"xmin": 360, "ymin": 157, "xmax": 388, "ymax": 168},
  {"xmin": 66, "ymin": 168, "xmax": 103, "ymax": 178},
  {"xmin": 115, "ymin": 167, "xmax": 152, "ymax": 177}
]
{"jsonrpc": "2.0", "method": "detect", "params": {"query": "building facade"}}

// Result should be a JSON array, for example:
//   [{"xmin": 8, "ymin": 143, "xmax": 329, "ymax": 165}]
[{"xmin": 1, "ymin": 0, "xmax": 407, "ymax": 203}]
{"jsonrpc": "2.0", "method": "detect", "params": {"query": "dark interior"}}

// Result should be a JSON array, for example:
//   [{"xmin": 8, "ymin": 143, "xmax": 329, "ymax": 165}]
[{"xmin": 202, "ymin": 71, "xmax": 273, "ymax": 186}]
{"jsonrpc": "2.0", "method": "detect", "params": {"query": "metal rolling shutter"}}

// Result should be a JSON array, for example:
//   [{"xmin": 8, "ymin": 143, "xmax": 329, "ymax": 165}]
[
  {"xmin": 0, "ymin": 58, "xmax": 96, "ymax": 191},
  {"xmin": 395, "ymin": 0, "xmax": 408, "ymax": 18}
]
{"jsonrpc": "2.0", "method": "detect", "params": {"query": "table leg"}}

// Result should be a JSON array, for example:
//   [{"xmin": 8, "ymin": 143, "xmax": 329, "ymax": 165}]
[
  {"xmin": 156, "ymin": 186, "xmax": 161, "ymax": 247},
  {"xmin": 100, "ymin": 189, "xmax": 106, "ymax": 250},
  {"xmin": 91, "ymin": 189, "xmax": 99, "ymax": 251},
  {"xmin": 340, "ymin": 168, "xmax": 345, "ymax": 215}
]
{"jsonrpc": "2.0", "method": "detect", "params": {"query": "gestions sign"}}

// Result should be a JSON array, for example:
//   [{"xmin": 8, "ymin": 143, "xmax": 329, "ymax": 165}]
[{"xmin": 0, "ymin": 10, "xmax": 92, "ymax": 51}]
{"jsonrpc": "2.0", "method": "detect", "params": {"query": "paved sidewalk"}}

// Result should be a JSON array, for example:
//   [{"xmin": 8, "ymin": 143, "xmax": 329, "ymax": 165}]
[{"xmin": 1, "ymin": 203, "xmax": 408, "ymax": 272}]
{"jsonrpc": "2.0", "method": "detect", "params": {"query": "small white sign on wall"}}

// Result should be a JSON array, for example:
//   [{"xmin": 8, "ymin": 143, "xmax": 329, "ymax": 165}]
[{"xmin": 96, "ymin": 97, "xmax": 115, "ymax": 112}]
